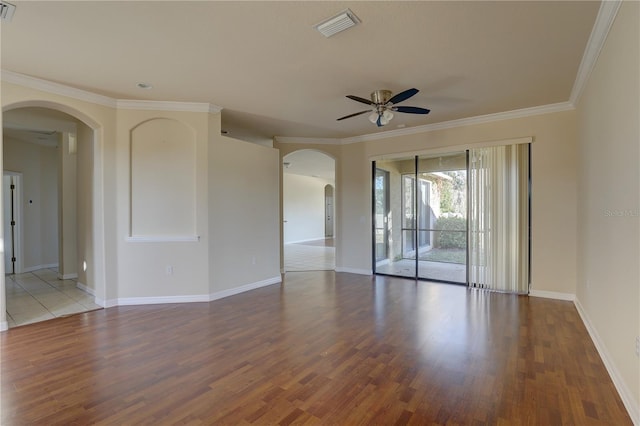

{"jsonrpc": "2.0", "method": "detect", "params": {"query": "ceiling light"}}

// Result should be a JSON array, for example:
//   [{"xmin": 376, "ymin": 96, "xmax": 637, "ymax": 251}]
[
  {"xmin": 0, "ymin": 1, "xmax": 16, "ymax": 22},
  {"xmin": 314, "ymin": 8, "xmax": 360, "ymax": 37},
  {"xmin": 368, "ymin": 110, "xmax": 394, "ymax": 126},
  {"xmin": 136, "ymin": 82, "xmax": 153, "ymax": 89}
]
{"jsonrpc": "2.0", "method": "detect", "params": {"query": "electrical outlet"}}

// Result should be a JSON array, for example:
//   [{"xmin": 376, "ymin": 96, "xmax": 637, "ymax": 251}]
[
  {"xmin": 251, "ymin": 256, "xmax": 256, "ymax": 265},
  {"xmin": 166, "ymin": 265, "xmax": 174, "ymax": 275}
]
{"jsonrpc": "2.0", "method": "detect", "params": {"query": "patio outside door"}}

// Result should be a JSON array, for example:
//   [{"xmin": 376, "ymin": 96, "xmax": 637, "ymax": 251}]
[
  {"xmin": 374, "ymin": 169, "xmax": 390, "ymax": 263},
  {"xmin": 416, "ymin": 152, "xmax": 467, "ymax": 283},
  {"xmin": 372, "ymin": 152, "xmax": 467, "ymax": 283}
]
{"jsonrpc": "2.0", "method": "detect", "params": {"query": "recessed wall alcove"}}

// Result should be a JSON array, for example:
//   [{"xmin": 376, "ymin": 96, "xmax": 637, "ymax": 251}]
[{"xmin": 130, "ymin": 118, "xmax": 196, "ymax": 238}]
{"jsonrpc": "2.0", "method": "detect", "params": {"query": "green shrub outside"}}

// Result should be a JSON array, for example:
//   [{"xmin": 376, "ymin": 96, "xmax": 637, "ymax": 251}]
[{"xmin": 433, "ymin": 217, "xmax": 466, "ymax": 249}]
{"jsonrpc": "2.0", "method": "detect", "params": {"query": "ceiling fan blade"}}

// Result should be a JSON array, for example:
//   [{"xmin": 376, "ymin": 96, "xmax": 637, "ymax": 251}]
[
  {"xmin": 346, "ymin": 95, "xmax": 375, "ymax": 105},
  {"xmin": 387, "ymin": 88, "xmax": 419, "ymax": 105},
  {"xmin": 336, "ymin": 110, "xmax": 371, "ymax": 121},
  {"xmin": 394, "ymin": 106, "xmax": 431, "ymax": 114},
  {"xmin": 376, "ymin": 114, "xmax": 383, "ymax": 127}
]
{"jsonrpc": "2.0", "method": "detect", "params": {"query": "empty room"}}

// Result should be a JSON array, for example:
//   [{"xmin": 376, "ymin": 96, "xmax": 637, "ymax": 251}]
[{"xmin": 1, "ymin": 1, "xmax": 638, "ymax": 424}]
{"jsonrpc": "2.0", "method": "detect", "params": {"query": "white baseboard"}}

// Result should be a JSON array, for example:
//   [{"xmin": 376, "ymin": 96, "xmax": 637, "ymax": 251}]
[
  {"xmin": 115, "ymin": 294, "xmax": 210, "ymax": 306},
  {"xmin": 335, "ymin": 267, "xmax": 372, "ymax": 275},
  {"xmin": 574, "ymin": 298, "xmax": 639, "ymax": 425},
  {"xmin": 284, "ymin": 238, "xmax": 327, "ymax": 245},
  {"xmin": 105, "ymin": 276, "xmax": 282, "ymax": 307},
  {"xmin": 0, "ymin": 321, "xmax": 8, "ymax": 332},
  {"xmin": 529, "ymin": 289, "xmax": 575, "ymax": 301},
  {"xmin": 23, "ymin": 263, "xmax": 58, "ymax": 273},
  {"xmin": 58, "ymin": 273, "xmax": 78, "ymax": 280},
  {"xmin": 76, "ymin": 281, "xmax": 103, "ymax": 308},
  {"xmin": 76, "ymin": 281, "xmax": 95, "ymax": 296},
  {"xmin": 99, "ymin": 297, "xmax": 115, "ymax": 308},
  {"xmin": 209, "ymin": 276, "xmax": 281, "ymax": 301}
]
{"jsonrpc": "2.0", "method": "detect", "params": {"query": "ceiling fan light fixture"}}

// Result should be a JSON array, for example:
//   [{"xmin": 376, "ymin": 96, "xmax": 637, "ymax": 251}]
[
  {"xmin": 369, "ymin": 109, "xmax": 394, "ymax": 126},
  {"xmin": 382, "ymin": 110, "xmax": 394, "ymax": 123},
  {"xmin": 314, "ymin": 8, "xmax": 360, "ymax": 38}
]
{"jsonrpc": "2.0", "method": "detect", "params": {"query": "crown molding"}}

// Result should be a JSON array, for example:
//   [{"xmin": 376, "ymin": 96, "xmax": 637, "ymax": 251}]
[
  {"xmin": 2, "ymin": 70, "xmax": 223, "ymax": 114},
  {"xmin": 274, "ymin": 136, "xmax": 341, "ymax": 145},
  {"xmin": 276, "ymin": 2, "xmax": 621, "ymax": 146},
  {"xmin": 1, "ymin": 69, "xmax": 117, "ymax": 108},
  {"xmin": 569, "ymin": 0, "xmax": 622, "ymax": 105},
  {"xmin": 275, "ymin": 102, "xmax": 573, "ymax": 146},
  {"xmin": 117, "ymin": 100, "xmax": 222, "ymax": 113},
  {"xmin": 4, "ymin": 0, "xmax": 617, "ymax": 141},
  {"xmin": 340, "ymin": 102, "xmax": 574, "ymax": 145}
]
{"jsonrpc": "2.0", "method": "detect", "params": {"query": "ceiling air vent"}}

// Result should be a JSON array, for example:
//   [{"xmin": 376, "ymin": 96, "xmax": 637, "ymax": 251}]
[
  {"xmin": 314, "ymin": 8, "xmax": 360, "ymax": 38},
  {"xmin": 0, "ymin": 1, "xmax": 16, "ymax": 22}
]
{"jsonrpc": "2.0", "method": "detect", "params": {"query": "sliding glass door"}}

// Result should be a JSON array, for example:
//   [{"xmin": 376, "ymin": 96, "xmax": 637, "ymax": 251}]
[
  {"xmin": 372, "ymin": 144, "xmax": 530, "ymax": 293},
  {"xmin": 416, "ymin": 152, "xmax": 467, "ymax": 283},
  {"xmin": 374, "ymin": 169, "xmax": 390, "ymax": 263},
  {"xmin": 373, "ymin": 152, "xmax": 467, "ymax": 284},
  {"xmin": 373, "ymin": 157, "xmax": 417, "ymax": 278}
]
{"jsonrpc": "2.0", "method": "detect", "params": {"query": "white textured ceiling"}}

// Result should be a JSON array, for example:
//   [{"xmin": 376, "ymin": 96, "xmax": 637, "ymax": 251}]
[{"xmin": 1, "ymin": 1, "xmax": 600, "ymax": 143}]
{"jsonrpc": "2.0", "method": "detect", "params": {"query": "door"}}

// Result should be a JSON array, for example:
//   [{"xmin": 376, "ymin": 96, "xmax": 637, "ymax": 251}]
[
  {"xmin": 3, "ymin": 173, "xmax": 21, "ymax": 275},
  {"xmin": 372, "ymin": 153, "xmax": 467, "ymax": 283},
  {"xmin": 324, "ymin": 185, "xmax": 334, "ymax": 238},
  {"xmin": 373, "ymin": 168, "xmax": 390, "ymax": 262},
  {"xmin": 416, "ymin": 152, "xmax": 467, "ymax": 283}
]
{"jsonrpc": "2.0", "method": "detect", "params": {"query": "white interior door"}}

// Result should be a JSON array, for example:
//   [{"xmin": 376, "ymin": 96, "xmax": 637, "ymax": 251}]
[
  {"xmin": 324, "ymin": 185, "xmax": 334, "ymax": 238},
  {"xmin": 3, "ymin": 173, "xmax": 22, "ymax": 275}
]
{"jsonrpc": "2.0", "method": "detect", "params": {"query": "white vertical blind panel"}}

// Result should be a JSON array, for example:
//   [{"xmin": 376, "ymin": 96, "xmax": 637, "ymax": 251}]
[{"xmin": 469, "ymin": 144, "xmax": 529, "ymax": 293}]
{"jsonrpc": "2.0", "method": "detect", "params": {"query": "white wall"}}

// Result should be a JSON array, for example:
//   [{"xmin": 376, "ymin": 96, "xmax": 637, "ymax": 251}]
[
  {"xmin": 1, "ymin": 82, "xmax": 284, "ymax": 315},
  {"xmin": 209, "ymin": 133, "xmax": 281, "ymax": 294},
  {"xmin": 130, "ymin": 118, "xmax": 196, "ymax": 237},
  {"xmin": 115, "ymin": 109, "xmax": 210, "ymax": 301},
  {"xmin": 76, "ymin": 122, "xmax": 94, "ymax": 288},
  {"xmin": 575, "ymin": 2, "xmax": 639, "ymax": 421},
  {"xmin": 276, "ymin": 109, "xmax": 579, "ymax": 288},
  {"xmin": 58, "ymin": 131, "xmax": 77, "ymax": 278},
  {"xmin": 3, "ymin": 136, "xmax": 58, "ymax": 270},
  {"xmin": 283, "ymin": 173, "xmax": 332, "ymax": 243}
]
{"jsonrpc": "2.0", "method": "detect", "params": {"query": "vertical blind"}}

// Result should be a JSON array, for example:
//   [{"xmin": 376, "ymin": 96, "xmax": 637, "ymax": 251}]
[{"xmin": 468, "ymin": 144, "xmax": 530, "ymax": 293}]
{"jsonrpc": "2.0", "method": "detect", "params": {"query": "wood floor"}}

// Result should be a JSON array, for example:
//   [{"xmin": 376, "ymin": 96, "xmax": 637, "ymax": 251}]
[{"xmin": 1, "ymin": 271, "xmax": 631, "ymax": 425}]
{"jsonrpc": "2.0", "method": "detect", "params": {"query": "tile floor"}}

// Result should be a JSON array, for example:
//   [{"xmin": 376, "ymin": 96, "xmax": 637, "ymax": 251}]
[
  {"xmin": 284, "ymin": 239, "xmax": 335, "ymax": 271},
  {"xmin": 5, "ymin": 268, "xmax": 102, "ymax": 328}
]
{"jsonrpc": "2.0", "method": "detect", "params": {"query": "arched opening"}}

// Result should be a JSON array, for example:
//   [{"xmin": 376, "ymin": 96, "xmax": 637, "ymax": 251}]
[
  {"xmin": 282, "ymin": 150, "xmax": 336, "ymax": 272},
  {"xmin": 2, "ymin": 104, "xmax": 105, "ymax": 328}
]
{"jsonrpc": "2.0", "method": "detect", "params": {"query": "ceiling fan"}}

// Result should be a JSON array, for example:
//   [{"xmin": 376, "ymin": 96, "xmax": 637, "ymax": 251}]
[{"xmin": 337, "ymin": 88, "xmax": 430, "ymax": 127}]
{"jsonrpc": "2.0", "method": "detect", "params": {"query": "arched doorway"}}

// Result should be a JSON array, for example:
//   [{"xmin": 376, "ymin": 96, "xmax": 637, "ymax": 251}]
[
  {"xmin": 1, "ymin": 103, "xmax": 105, "ymax": 328},
  {"xmin": 282, "ymin": 150, "xmax": 336, "ymax": 272}
]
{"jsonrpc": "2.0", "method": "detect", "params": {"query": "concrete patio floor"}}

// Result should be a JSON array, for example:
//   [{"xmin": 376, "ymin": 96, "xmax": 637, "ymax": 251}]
[{"xmin": 375, "ymin": 258, "xmax": 466, "ymax": 283}]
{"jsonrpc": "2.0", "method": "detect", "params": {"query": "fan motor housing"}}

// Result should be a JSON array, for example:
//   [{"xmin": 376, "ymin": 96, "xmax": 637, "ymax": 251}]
[{"xmin": 371, "ymin": 90, "xmax": 392, "ymax": 104}]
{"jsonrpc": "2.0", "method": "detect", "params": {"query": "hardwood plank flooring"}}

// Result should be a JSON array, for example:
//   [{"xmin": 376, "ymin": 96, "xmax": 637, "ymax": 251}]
[{"xmin": 1, "ymin": 271, "xmax": 632, "ymax": 425}]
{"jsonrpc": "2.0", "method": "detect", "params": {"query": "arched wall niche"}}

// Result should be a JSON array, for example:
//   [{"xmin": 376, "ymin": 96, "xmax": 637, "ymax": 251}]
[{"xmin": 129, "ymin": 117, "xmax": 197, "ymax": 238}]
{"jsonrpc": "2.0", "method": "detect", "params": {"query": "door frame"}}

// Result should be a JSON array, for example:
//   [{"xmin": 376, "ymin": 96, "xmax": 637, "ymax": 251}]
[
  {"xmin": 3, "ymin": 172, "xmax": 23, "ymax": 275},
  {"xmin": 372, "ymin": 153, "xmax": 469, "ymax": 284},
  {"xmin": 324, "ymin": 184, "xmax": 334, "ymax": 238},
  {"xmin": 372, "ymin": 166, "xmax": 391, "ymax": 267}
]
